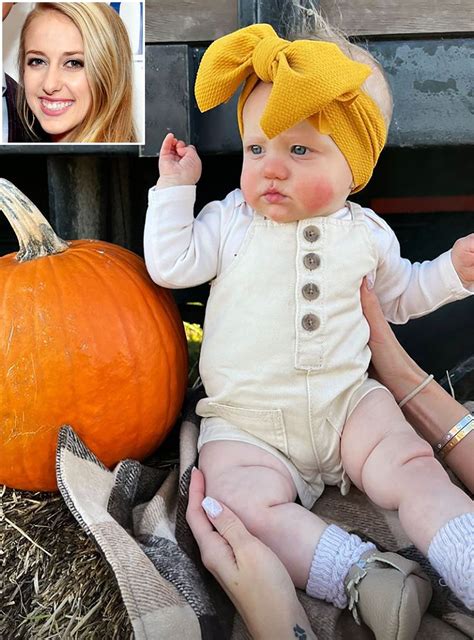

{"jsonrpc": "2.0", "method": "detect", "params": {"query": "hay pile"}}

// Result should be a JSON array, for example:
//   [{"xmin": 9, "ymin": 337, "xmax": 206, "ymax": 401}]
[{"xmin": 1, "ymin": 485, "xmax": 132, "ymax": 639}]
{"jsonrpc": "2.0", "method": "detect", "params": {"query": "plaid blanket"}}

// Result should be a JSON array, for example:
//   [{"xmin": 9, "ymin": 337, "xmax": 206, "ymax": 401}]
[{"xmin": 56, "ymin": 392, "xmax": 474, "ymax": 640}]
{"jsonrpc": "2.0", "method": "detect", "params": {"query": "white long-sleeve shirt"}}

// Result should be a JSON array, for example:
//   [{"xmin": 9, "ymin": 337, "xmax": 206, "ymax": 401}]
[{"xmin": 144, "ymin": 185, "xmax": 472, "ymax": 324}]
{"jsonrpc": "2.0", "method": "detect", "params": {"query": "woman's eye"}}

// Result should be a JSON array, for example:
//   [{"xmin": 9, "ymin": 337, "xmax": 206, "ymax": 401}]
[
  {"xmin": 291, "ymin": 145, "xmax": 308, "ymax": 155},
  {"xmin": 26, "ymin": 57, "xmax": 46, "ymax": 67},
  {"xmin": 249, "ymin": 144, "xmax": 263, "ymax": 155},
  {"xmin": 65, "ymin": 59, "xmax": 84, "ymax": 69}
]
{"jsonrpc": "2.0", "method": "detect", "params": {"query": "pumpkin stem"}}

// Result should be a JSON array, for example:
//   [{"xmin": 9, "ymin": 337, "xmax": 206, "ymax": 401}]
[{"xmin": 0, "ymin": 178, "xmax": 69, "ymax": 262}]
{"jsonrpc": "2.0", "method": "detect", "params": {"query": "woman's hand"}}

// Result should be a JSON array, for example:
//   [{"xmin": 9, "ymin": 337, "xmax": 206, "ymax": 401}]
[
  {"xmin": 156, "ymin": 132, "xmax": 202, "ymax": 188},
  {"xmin": 360, "ymin": 278, "xmax": 425, "ymax": 402},
  {"xmin": 186, "ymin": 468, "xmax": 316, "ymax": 640},
  {"xmin": 361, "ymin": 278, "xmax": 474, "ymax": 491}
]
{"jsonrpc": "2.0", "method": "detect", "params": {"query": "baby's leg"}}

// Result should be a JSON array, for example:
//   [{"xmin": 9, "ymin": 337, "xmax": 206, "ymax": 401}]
[
  {"xmin": 199, "ymin": 440, "xmax": 327, "ymax": 588},
  {"xmin": 341, "ymin": 389, "xmax": 474, "ymax": 607},
  {"xmin": 200, "ymin": 439, "xmax": 432, "ymax": 638}
]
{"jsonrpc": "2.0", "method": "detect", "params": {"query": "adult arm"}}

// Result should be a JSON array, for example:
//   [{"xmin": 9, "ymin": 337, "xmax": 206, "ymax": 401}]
[
  {"xmin": 361, "ymin": 279, "xmax": 474, "ymax": 493},
  {"xmin": 186, "ymin": 468, "xmax": 317, "ymax": 640}
]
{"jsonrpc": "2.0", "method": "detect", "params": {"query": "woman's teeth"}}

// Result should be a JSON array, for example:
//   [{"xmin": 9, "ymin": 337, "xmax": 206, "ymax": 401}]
[{"xmin": 41, "ymin": 99, "xmax": 73, "ymax": 110}]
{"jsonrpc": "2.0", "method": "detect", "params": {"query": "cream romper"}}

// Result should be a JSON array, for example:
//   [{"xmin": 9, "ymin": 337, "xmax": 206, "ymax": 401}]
[{"xmin": 196, "ymin": 201, "xmax": 386, "ymax": 508}]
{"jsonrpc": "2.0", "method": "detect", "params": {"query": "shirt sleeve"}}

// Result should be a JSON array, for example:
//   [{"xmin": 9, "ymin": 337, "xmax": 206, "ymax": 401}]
[
  {"xmin": 367, "ymin": 211, "xmax": 473, "ymax": 324},
  {"xmin": 143, "ymin": 185, "xmax": 225, "ymax": 289}
]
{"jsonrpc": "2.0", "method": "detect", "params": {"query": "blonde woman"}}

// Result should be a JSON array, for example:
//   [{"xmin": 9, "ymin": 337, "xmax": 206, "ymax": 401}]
[{"xmin": 16, "ymin": 2, "xmax": 137, "ymax": 142}]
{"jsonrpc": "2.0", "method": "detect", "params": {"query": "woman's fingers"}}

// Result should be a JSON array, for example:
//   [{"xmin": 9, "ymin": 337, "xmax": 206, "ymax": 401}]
[
  {"xmin": 186, "ymin": 470, "xmax": 239, "ymax": 578},
  {"xmin": 186, "ymin": 468, "xmax": 214, "ymax": 549},
  {"xmin": 360, "ymin": 277, "xmax": 390, "ymax": 345},
  {"xmin": 360, "ymin": 277, "xmax": 380, "ymax": 321},
  {"xmin": 201, "ymin": 496, "xmax": 254, "ymax": 551}
]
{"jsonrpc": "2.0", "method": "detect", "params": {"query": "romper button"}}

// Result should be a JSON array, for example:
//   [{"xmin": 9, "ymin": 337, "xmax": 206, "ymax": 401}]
[
  {"xmin": 302, "ymin": 313, "xmax": 320, "ymax": 331},
  {"xmin": 303, "ymin": 253, "xmax": 320, "ymax": 270},
  {"xmin": 302, "ymin": 283, "xmax": 320, "ymax": 300},
  {"xmin": 303, "ymin": 225, "xmax": 320, "ymax": 242}
]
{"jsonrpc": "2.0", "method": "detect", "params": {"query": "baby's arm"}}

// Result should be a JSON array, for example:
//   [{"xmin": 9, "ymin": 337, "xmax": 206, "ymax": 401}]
[
  {"xmin": 367, "ymin": 213, "xmax": 473, "ymax": 323},
  {"xmin": 144, "ymin": 133, "xmax": 222, "ymax": 288}
]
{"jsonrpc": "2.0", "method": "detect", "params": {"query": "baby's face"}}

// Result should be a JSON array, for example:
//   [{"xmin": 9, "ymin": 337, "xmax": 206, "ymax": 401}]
[{"xmin": 240, "ymin": 82, "xmax": 353, "ymax": 222}]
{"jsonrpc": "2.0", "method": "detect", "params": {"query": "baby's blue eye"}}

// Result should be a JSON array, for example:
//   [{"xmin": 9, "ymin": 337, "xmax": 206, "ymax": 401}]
[
  {"xmin": 249, "ymin": 144, "xmax": 263, "ymax": 155},
  {"xmin": 291, "ymin": 145, "xmax": 308, "ymax": 155}
]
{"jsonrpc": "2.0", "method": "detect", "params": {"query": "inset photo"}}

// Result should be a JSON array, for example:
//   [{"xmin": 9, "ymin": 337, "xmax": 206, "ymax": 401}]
[{"xmin": 2, "ymin": 1, "xmax": 144, "ymax": 144}]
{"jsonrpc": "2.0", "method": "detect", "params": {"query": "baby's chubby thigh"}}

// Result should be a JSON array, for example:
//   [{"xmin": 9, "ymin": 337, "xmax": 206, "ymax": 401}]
[
  {"xmin": 340, "ymin": 388, "xmax": 434, "ymax": 509},
  {"xmin": 199, "ymin": 440, "xmax": 298, "ymax": 535}
]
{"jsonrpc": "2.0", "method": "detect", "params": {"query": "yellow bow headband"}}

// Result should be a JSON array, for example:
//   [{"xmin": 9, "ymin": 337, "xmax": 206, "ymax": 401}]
[{"xmin": 195, "ymin": 23, "xmax": 387, "ymax": 193}]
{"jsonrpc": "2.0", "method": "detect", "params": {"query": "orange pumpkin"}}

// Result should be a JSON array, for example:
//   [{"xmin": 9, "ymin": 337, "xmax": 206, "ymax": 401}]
[{"xmin": 0, "ymin": 179, "xmax": 188, "ymax": 491}]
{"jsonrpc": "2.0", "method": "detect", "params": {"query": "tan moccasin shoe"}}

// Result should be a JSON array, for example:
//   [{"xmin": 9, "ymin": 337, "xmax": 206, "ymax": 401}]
[{"xmin": 344, "ymin": 549, "xmax": 432, "ymax": 640}]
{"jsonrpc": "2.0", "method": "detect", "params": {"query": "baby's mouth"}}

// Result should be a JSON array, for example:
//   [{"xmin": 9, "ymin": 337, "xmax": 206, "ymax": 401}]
[
  {"xmin": 263, "ymin": 188, "xmax": 286, "ymax": 203},
  {"xmin": 39, "ymin": 98, "xmax": 74, "ymax": 115}
]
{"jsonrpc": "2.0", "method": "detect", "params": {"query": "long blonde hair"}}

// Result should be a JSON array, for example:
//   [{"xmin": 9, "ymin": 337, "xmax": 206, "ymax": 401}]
[{"xmin": 17, "ymin": 2, "xmax": 137, "ymax": 142}]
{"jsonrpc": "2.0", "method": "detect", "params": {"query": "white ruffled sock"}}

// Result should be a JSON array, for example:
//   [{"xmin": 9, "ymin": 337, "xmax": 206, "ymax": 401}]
[
  {"xmin": 306, "ymin": 524, "xmax": 375, "ymax": 608},
  {"xmin": 428, "ymin": 512, "xmax": 474, "ymax": 610}
]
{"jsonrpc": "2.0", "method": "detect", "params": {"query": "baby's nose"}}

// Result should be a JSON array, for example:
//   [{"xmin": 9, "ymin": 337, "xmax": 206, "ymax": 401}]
[{"xmin": 263, "ymin": 156, "xmax": 288, "ymax": 180}]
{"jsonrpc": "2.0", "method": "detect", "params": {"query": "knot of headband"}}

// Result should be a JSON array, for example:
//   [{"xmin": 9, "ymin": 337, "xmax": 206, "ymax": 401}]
[{"xmin": 195, "ymin": 23, "xmax": 387, "ymax": 193}]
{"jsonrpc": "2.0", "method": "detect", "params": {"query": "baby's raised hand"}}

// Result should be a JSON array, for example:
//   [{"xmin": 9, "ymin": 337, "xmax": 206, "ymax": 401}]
[
  {"xmin": 156, "ymin": 132, "xmax": 202, "ymax": 189},
  {"xmin": 451, "ymin": 233, "xmax": 474, "ymax": 287}
]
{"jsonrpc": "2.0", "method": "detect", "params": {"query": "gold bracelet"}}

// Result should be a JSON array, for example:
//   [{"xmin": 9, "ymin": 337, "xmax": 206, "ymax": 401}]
[
  {"xmin": 439, "ymin": 423, "xmax": 473, "ymax": 458},
  {"xmin": 434, "ymin": 414, "xmax": 474, "ymax": 458}
]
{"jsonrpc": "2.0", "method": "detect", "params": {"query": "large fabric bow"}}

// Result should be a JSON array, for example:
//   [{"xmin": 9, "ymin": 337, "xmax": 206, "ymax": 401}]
[{"xmin": 195, "ymin": 24, "xmax": 387, "ymax": 193}]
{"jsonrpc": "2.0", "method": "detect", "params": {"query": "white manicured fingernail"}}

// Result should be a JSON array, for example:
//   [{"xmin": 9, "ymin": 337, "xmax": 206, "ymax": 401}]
[
  {"xmin": 366, "ymin": 273, "xmax": 375, "ymax": 290},
  {"xmin": 202, "ymin": 496, "xmax": 222, "ymax": 518}
]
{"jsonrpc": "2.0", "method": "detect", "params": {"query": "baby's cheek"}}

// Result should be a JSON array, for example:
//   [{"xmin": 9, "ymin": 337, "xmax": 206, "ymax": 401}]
[
  {"xmin": 301, "ymin": 177, "xmax": 335, "ymax": 211},
  {"xmin": 240, "ymin": 167, "xmax": 258, "ymax": 208}
]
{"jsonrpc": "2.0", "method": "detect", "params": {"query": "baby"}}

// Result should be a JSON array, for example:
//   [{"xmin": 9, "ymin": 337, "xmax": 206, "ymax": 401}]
[{"xmin": 144, "ymin": 23, "xmax": 474, "ymax": 639}]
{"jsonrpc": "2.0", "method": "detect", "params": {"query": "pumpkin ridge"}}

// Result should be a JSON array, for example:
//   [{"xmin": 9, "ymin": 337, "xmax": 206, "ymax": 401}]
[
  {"xmin": 97, "ymin": 248, "xmax": 167, "ymax": 445},
  {"xmin": 1, "ymin": 263, "xmax": 20, "ymax": 480},
  {"xmin": 4, "ymin": 258, "xmax": 59, "ymax": 487},
  {"xmin": 29, "ymin": 258, "xmax": 41, "ymax": 479},
  {"xmin": 103, "ymin": 249, "xmax": 183, "ymax": 433},
  {"xmin": 71, "ymin": 248, "xmax": 145, "ymax": 455},
  {"xmin": 46, "ymin": 251, "xmax": 77, "ymax": 458}
]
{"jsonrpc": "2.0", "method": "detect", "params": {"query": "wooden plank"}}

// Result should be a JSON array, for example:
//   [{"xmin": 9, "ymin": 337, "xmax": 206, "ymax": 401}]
[
  {"xmin": 319, "ymin": 0, "xmax": 474, "ymax": 36},
  {"xmin": 141, "ymin": 45, "xmax": 191, "ymax": 156},
  {"xmin": 145, "ymin": 0, "xmax": 474, "ymax": 41},
  {"xmin": 47, "ymin": 157, "xmax": 133, "ymax": 246},
  {"xmin": 368, "ymin": 39, "xmax": 473, "ymax": 146},
  {"xmin": 145, "ymin": 0, "xmax": 238, "ymax": 43}
]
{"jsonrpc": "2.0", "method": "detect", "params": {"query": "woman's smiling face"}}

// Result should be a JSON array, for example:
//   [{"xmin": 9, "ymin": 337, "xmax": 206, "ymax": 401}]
[{"xmin": 23, "ymin": 10, "xmax": 92, "ymax": 142}]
